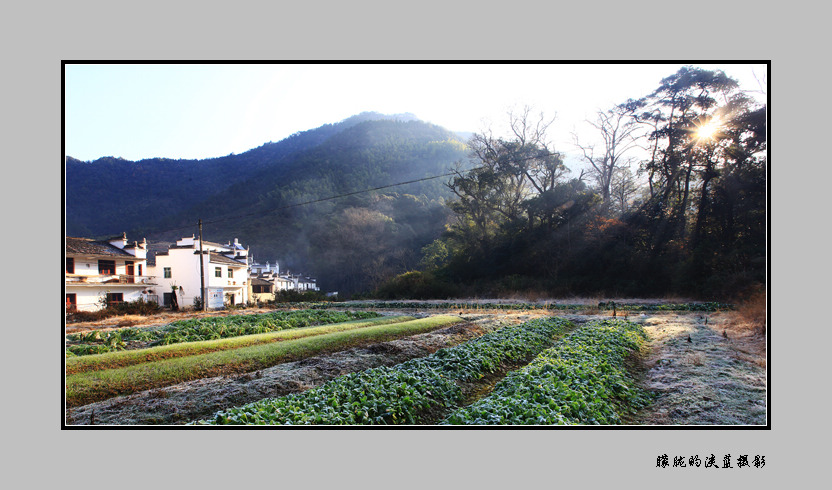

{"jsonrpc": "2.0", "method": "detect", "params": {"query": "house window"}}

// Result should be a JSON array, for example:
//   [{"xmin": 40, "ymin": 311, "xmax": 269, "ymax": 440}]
[
  {"xmin": 106, "ymin": 292, "xmax": 124, "ymax": 307},
  {"xmin": 66, "ymin": 293, "xmax": 77, "ymax": 312},
  {"xmin": 138, "ymin": 264, "xmax": 142, "ymax": 276},
  {"xmin": 215, "ymin": 267, "xmax": 222, "ymax": 278},
  {"xmin": 164, "ymin": 267, "xmax": 171, "ymax": 278},
  {"xmin": 98, "ymin": 260, "xmax": 116, "ymax": 275},
  {"xmin": 66, "ymin": 257, "xmax": 75, "ymax": 274},
  {"xmin": 228, "ymin": 268, "xmax": 234, "ymax": 279}
]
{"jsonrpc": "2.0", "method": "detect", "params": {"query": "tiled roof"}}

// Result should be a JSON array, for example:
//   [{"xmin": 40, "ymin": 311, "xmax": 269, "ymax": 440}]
[
  {"xmin": 66, "ymin": 237, "xmax": 133, "ymax": 257},
  {"xmin": 207, "ymin": 252, "xmax": 247, "ymax": 266},
  {"xmin": 146, "ymin": 251, "xmax": 161, "ymax": 266},
  {"xmin": 250, "ymin": 277, "xmax": 273, "ymax": 286},
  {"xmin": 202, "ymin": 240, "xmax": 230, "ymax": 250}
]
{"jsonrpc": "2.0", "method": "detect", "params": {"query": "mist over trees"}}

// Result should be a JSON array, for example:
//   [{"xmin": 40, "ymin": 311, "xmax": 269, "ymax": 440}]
[{"xmin": 378, "ymin": 66, "xmax": 766, "ymax": 300}]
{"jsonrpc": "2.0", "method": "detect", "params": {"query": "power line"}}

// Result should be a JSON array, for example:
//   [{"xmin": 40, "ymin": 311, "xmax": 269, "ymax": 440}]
[
  {"xmin": 142, "ymin": 169, "xmax": 465, "ymax": 240},
  {"xmin": 203, "ymin": 171, "xmax": 459, "ymax": 226},
  {"xmin": 130, "ymin": 150, "xmax": 561, "ymax": 242}
]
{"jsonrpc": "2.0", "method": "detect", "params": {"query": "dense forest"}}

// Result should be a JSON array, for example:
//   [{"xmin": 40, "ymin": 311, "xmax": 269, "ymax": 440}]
[
  {"xmin": 377, "ymin": 67, "xmax": 766, "ymax": 300},
  {"xmin": 65, "ymin": 67, "xmax": 766, "ymax": 299}
]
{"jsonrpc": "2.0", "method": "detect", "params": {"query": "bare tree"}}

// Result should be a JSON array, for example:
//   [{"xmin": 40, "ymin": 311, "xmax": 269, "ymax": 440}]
[
  {"xmin": 573, "ymin": 107, "xmax": 642, "ymax": 214},
  {"xmin": 447, "ymin": 107, "xmax": 567, "ymax": 245},
  {"xmin": 609, "ymin": 166, "xmax": 639, "ymax": 215}
]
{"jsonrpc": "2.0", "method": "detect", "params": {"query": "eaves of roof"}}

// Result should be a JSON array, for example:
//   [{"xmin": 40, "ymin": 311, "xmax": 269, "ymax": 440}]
[{"xmin": 66, "ymin": 237, "xmax": 134, "ymax": 257}]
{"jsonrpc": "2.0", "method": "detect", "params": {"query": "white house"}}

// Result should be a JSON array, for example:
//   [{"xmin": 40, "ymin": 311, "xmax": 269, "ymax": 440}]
[
  {"xmin": 274, "ymin": 272, "xmax": 319, "ymax": 292},
  {"xmin": 249, "ymin": 259, "xmax": 279, "ymax": 275},
  {"xmin": 148, "ymin": 236, "xmax": 250, "ymax": 309},
  {"xmin": 294, "ymin": 275, "xmax": 320, "ymax": 292},
  {"xmin": 65, "ymin": 234, "xmax": 156, "ymax": 312}
]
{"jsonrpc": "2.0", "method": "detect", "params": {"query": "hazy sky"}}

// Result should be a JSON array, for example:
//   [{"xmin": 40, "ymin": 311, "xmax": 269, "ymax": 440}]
[{"xmin": 65, "ymin": 63, "xmax": 767, "ymax": 167}]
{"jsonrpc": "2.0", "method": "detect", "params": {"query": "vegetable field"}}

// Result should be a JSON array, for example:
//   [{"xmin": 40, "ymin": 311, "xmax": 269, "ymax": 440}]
[
  {"xmin": 196, "ymin": 317, "xmax": 574, "ymax": 425},
  {"xmin": 64, "ymin": 303, "xmax": 766, "ymax": 426},
  {"xmin": 66, "ymin": 314, "xmax": 462, "ymax": 407},
  {"xmin": 443, "ymin": 320, "xmax": 650, "ymax": 424},
  {"xmin": 65, "ymin": 309, "xmax": 382, "ymax": 357}
]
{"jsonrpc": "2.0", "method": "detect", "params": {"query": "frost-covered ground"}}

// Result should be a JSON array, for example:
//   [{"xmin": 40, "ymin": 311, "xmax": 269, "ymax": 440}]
[{"xmin": 632, "ymin": 313, "xmax": 767, "ymax": 425}]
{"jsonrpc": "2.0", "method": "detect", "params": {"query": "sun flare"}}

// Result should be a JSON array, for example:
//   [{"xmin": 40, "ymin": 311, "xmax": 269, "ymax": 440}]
[{"xmin": 695, "ymin": 117, "xmax": 721, "ymax": 141}]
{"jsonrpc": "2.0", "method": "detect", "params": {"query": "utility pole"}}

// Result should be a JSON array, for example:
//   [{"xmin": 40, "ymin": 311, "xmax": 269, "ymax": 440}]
[{"xmin": 198, "ymin": 219, "xmax": 206, "ymax": 311}]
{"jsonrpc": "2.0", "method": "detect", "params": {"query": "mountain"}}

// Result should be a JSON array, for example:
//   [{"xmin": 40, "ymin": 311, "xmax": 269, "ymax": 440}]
[
  {"xmin": 66, "ymin": 112, "xmax": 423, "ymax": 236},
  {"xmin": 65, "ymin": 113, "xmax": 471, "ymax": 295}
]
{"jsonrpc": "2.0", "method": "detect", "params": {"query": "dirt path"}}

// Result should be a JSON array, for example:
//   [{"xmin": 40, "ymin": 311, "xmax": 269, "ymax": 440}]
[
  {"xmin": 65, "ymin": 312, "xmax": 543, "ymax": 425},
  {"xmin": 630, "ymin": 313, "xmax": 767, "ymax": 425}
]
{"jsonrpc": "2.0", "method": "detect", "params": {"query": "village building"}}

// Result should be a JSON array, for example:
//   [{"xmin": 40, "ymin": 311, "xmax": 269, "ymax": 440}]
[
  {"xmin": 249, "ymin": 276, "xmax": 275, "ymax": 303},
  {"xmin": 148, "ymin": 236, "xmax": 250, "ymax": 309},
  {"xmin": 249, "ymin": 259, "xmax": 279, "ymax": 275},
  {"xmin": 65, "ymin": 234, "xmax": 156, "ymax": 312},
  {"xmin": 247, "ymin": 259, "xmax": 320, "ymax": 301},
  {"xmin": 274, "ymin": 275, "xmax": 296, "ymax": 292},
  {"xmin": 291, "ymin": 274, "xmax": 320, "ymax": 292}
]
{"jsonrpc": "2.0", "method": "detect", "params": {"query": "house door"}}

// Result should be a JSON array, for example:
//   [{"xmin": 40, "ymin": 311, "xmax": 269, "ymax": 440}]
[
  {"xmin": 66, "ymin": 293, "xmax": 76, "ymax": 312},
  {"xmin": 163, "ymin": 293, "xmax": 173, "ymax": 307},
  {"xmin": 125, "ymin": 261, "xmax": 135, "ymax": 283}
]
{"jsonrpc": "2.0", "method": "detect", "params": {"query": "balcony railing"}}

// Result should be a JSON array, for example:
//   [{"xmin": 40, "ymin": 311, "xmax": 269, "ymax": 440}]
[{"xmin": 65, "ymin": 274, "xmax": 156, "ymax": 285}]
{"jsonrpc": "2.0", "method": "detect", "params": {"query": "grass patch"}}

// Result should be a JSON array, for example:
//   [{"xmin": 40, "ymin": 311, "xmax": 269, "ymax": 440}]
[
  {"xmin": 66, "ymin": 316, "xmax": 414, "ymax": 375},
  {"xmin": 66, "ymin": 315, "xmax": 463, "ymax": 407},
  {"xmin": 636, "ymin": 315, "xmax": 766, "ymax": 425}
]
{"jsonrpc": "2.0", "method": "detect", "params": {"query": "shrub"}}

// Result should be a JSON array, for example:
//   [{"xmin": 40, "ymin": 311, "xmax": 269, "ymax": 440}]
[
  {"xmin": 272, "ymin": 290, "xmax": 332, "ymax": 303},
  {"xmin": 730, "ymin": 284, "xmax": 766, "ymax": 335},
  {"xmin": 65, "ymin": 298, "xmax": 163, "ymax": 323}
]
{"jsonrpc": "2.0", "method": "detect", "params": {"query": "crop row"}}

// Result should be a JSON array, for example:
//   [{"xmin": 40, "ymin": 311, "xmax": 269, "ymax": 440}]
[
  {"xmin": 195, "ymin": 316, "xmax": 574, "ymax": 425},
  {"xmin": 66, "ymin": 316, "xmax": 414, "ymax": 375},
  {"xmin": 65, "ymin": 315, "xmax": 462, "ymax": 407},
  {"xmin": 274, "ymin": 301, "xmax": 732, "ymax": 312},
  {"xmin": 65, "ymin": 310, "xmax": 382, "ymax": 357},
  {"xmin": 442, "ymin": 319, "xmax": 649, "ymax": 425}
]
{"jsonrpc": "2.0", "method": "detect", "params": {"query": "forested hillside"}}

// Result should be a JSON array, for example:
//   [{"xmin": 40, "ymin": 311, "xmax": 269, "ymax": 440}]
[
  {"xmin": 65, "ymin": 113, "xmax": 470, "ymax": 295},
  {"xmin": 65, "ymin": 112, "xmax": 421, "ymax": 237}
]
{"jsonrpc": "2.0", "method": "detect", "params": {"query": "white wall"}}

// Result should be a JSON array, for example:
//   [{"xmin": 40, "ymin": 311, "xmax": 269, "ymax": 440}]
[
  {"xmin": 150, "ymin": 249, "xmax": 204, "ymax": 309},
  {"xmin": 150, "ymin": 248, "xmax": 249, "ymax": 309}
]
